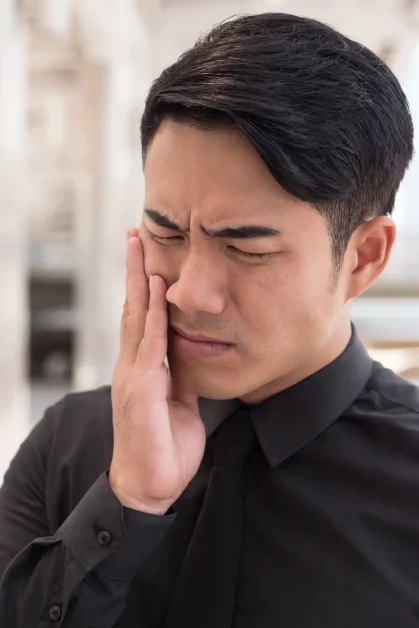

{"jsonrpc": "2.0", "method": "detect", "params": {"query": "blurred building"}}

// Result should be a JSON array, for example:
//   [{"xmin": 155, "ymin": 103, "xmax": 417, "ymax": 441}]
[{"xmin": 1, "ymin": 0, "xmax": 419, "ymax": 479}]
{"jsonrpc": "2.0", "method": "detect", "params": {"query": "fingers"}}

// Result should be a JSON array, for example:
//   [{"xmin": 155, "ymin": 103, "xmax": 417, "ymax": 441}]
[
  {"xmin": 119, "ymin": 227, "xmax": 168, "ymax": 373},
  {"xmin": 120, "ymin": 232, "xmax": 149, "ymax": 364},
  {"xmin": 137, "ymin": 275, "xmax": 168, "ymax": 371},
  {"xmin": 126, "ymin": 227, "xmax": 139, "ymax": 239}
]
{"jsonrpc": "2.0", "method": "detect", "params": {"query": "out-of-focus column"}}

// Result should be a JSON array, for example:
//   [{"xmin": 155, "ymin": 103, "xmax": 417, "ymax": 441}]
[
  {"xmin": 73, "ymin": 0, "xmax": 159, "ymax": 390},
  {"xmin": 0, "ymin": 1, "xmax": 30, "ymax": 481},
  {"xmin": 73, "ymin": 59, "xmax": 132, "ymax": 389}
]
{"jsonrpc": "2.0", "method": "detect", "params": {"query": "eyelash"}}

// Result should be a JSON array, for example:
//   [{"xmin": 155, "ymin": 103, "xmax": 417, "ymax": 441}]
[
  {"xmin": 149, "ymin": 233, "xmax": 272, "ymax": 260},
  {"xmin": 231, "ymin": 249, "xmax": 272, "ymax": 260}
]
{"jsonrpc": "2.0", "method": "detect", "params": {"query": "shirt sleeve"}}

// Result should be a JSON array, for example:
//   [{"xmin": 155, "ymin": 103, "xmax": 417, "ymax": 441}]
[{"xmin": 0, "ymin": 406, "xmax": 176, "ymax": 628}]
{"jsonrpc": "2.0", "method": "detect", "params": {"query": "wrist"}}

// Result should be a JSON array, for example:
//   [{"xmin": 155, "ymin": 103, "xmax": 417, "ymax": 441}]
[{"xmin": 108, "ymin": 469, "xmax": 174, "ymax": 515}]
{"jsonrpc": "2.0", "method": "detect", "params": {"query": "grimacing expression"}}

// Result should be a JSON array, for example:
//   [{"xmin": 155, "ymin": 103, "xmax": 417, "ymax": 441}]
[{"xmin": 140, "ymin": 120, "xmax": 377, "ymax": 402}]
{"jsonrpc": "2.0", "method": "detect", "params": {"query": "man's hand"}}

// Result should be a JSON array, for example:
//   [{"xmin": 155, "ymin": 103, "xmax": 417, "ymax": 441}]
[{"xmin": 109, "ymin": 228, "xmax": 206, "ymax": 515}]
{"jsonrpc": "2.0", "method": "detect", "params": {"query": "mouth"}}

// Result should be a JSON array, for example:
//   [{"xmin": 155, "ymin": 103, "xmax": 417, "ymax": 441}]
[
  {"xmin": 169, "ymin": 326, "xmax": 235, "ymax": 358},
  {"xmin": 170, "ymin": 326, "xmax": 232, "ymax": 344}
]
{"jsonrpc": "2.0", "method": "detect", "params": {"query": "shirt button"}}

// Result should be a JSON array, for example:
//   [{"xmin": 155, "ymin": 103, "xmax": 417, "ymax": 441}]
[
  {"xmin": 97, "ymin": 529, "xmax": 112, "ymax": 546},
  {"xmin": 48, "ymin": 605, "xmax": 61, "ymax": 621}
]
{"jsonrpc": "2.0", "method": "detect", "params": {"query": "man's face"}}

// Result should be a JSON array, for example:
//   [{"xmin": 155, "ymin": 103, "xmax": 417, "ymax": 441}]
[{"xmin": 141, "ymin": 119, "xmax": 350, "ymax": 402}]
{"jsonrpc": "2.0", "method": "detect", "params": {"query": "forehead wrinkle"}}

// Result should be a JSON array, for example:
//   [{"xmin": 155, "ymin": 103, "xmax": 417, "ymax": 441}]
[{"xmin": 146, "ymin": 190, "xmax": 291, "ymax": 237}]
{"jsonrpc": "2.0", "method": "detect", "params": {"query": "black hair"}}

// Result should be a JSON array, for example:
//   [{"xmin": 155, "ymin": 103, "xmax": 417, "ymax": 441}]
[{"xmin": 141, "ymin": 13, "xmax": 414, "ymax": 265}]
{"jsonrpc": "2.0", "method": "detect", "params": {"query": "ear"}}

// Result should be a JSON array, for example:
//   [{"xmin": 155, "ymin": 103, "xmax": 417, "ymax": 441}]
[{"xmin": 345, "ymin": 216, "xmax": 396, "ymax": 299}]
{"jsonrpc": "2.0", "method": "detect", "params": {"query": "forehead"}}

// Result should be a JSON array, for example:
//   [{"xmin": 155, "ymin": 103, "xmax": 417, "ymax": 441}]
[{"xmin": 144, "ymin": 119, "xmax": 313, "ymax": 229}]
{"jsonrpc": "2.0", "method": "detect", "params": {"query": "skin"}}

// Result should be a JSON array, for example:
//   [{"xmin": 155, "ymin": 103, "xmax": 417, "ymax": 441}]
[{"xmin": 140, "ymin": 119, "xmax": 396, "ymax": 404}]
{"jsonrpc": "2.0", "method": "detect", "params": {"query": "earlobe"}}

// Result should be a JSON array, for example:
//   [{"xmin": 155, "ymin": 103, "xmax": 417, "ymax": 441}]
[{"xmin": 347, "ymin": 216, "xmax": 396, "ymax": 299}]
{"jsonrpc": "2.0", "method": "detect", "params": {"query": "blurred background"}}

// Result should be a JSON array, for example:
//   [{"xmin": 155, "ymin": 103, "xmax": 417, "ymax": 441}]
[{"xmin": 0, "ymin": 0, "xmax": 418, "ymax": 481}]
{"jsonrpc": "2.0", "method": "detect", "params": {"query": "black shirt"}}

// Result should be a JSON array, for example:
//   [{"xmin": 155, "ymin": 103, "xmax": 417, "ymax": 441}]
[{"xmin": 1, "ymin": 328, "xmax": 419, "ymax": 627}]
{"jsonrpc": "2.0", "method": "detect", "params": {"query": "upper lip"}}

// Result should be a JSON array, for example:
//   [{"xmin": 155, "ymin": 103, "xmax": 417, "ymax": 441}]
[{"xmin": 170, "ymin": 326, "xmax": 232, "ymax": 344}]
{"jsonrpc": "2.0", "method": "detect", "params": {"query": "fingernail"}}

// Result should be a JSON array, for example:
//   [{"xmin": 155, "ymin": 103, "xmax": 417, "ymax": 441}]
[{"xmin": 150, "ymin": 275, "xmax": 155, "ymax": 289}]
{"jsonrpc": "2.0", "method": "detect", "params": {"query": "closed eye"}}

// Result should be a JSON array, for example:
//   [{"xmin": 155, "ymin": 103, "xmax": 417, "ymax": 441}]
[
  {"xmin": 228, "ymin": 246, "xmax": 274, "ymax": 260},
  {"xmin": 149, "ymin": 232, "xmax": 274, "ymax": 260},
  {"xmin": 149, "ymin": 233, "xmax": 184, "ymax": 243}
]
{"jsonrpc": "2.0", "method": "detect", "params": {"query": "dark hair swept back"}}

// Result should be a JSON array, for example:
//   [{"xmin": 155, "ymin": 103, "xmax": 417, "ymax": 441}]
[{"xmin": 141, "ymin": 13, "xmax": 414, "ymax": 264}]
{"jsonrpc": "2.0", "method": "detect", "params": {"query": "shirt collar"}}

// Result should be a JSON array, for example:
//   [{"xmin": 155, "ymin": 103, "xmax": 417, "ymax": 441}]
[{"xmin": 248, "ymin": 326, "xmax": 373, "ymax": 468}]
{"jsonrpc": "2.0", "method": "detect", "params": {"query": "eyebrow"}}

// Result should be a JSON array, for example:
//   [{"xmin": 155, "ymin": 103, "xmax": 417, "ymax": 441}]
[{"xmin": 144, "ymin": 208, "xmax": 281, "ymax": 240}]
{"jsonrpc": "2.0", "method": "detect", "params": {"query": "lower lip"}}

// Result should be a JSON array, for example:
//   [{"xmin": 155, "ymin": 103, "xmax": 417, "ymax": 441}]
[{"xmin": 170, "ymin": 330, "xmax": 234, "ymax": 358}]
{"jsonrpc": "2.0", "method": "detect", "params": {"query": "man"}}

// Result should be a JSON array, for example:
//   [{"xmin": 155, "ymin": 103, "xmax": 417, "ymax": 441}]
[{"xmin": 0, "ymin": 11, "xmax": 418, "ymax": 627}]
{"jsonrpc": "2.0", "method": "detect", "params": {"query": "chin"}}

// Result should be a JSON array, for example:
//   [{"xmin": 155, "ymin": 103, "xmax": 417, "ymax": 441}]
[{"xmin": 168, "ymin": 354, "xmax": 245, "ymax": 400}]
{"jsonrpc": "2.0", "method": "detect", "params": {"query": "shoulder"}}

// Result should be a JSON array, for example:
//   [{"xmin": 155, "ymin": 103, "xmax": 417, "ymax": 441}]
[
  {"xmin": 10, "ymin": 386, "xmax": 112, "ymax": 468},
  {"xmin": 1, "ymin": 387, "xmax": 114, "ymax": 532},
  {"xmin": 49, "ymin": 385, "xmax": 113, "ymax": 427},
  {"xmin": 45, "ymin": 385, "xmax": 113, "ymax": 460},
  {"xmin": 367, "ymin": 361, "xmax": 419, "ymax": 416},
  {"xmin": 346, "ymin": 362, "xmax": 419, "ymax": 462},
  {"xmin": 30, "ymin": 386, "xmax": 113, "ymax": 490}
]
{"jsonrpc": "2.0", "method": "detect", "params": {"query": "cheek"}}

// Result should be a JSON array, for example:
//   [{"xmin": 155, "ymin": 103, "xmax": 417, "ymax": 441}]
[
  {"xmin": 243, "ymin": 258, "xmax": 333, "ymax": 341},
  {"xmin": 234, "ymin": 268, "xmax": 283, "ymax": 338},
  {"xmin": 141, "ymin": 240, "xmax": 181, "ymax": 286}
]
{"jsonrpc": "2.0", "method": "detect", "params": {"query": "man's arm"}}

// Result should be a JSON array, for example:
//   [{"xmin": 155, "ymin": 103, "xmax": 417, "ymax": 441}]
[{"xmin": 0, "ymin": 405, "xmax": 176, "ymax": 628}]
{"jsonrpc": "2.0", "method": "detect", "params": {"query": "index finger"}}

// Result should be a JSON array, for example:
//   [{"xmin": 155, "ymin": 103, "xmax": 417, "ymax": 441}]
[{"xmin": 136, "ymin": 274, "xmax": 168, "ymax": 372}]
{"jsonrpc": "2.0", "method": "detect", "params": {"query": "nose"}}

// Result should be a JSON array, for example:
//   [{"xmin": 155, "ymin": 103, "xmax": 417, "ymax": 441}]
[{"xmin": 166, "ymin": 252, "xmax": 226, "ymax": 315}]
